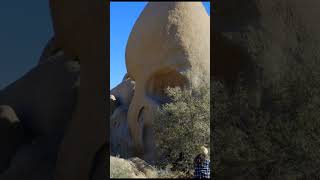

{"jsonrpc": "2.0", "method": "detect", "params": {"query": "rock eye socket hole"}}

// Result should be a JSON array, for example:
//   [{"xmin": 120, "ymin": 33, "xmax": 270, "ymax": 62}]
[{"xmin": 146, "ymin": 69, "xmax": 188, "ymax": 104}]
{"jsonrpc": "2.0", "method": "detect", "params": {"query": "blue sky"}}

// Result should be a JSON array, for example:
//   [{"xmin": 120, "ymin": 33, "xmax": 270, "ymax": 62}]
[
  {"xmin": 0, "ymin": 2, "xmax": 209, "ymax": 90},
  {"xmin": 110, "ymin": 2, "xmax": 210, "ymax": 89},
  {"xmin": 0, "ymin": 1, "xmax": 52, "ymax": 89}
]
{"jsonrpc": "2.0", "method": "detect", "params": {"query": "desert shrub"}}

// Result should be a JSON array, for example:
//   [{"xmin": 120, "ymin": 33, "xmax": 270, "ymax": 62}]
[
  {"xmin": 153, "ymin": 83, "xmax": 210, "ymax": 172},
  {"xmin": 213, "ymin": 1, "xmax": 320, "ymax": 179},
  {"xmin": 213, "ymin": 42, "xmax": 320, "ymax": 180},
  {"xmin": 156, "ymin": 164, "xmax": 192, "ymax": 179},
  {"xmin": 110, "ymin": 156, "xmax": 150, "ymax": 178},
  {"xmin": 110, "ymin": 155, "xmax": 191, "ymax": 179},
  {"xmin": 110, "ymin": 156, "xmax": 138, "ymax": 178}
]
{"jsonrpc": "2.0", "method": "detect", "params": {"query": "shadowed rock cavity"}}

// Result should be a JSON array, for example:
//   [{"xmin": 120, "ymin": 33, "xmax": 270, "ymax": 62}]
[{"xmin": 146, "ymin": 69, "xmax": 188, "ymax": 104}]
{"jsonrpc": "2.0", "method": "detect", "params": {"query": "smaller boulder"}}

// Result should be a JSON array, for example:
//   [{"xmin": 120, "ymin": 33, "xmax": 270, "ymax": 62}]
[
  {"xmin": 110, "ymin": 156, "xmax": 157, "ymax": 178},
  {"xmin": 110, "ymin": 106, "xmax": 134, "ymax": 158},
  {"xmin": 110, "ymin": 95, "xmax": 119, "ymax": 115},
  {"xmin": 111, "ymin": 78, "xmax": 135, "ymax": 107}
]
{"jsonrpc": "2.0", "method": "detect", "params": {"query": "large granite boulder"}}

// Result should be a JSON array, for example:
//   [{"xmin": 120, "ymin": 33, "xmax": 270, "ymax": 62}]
[{"xmin": 125, "ymin": 2, "xmax": 210, "ymax": 159}]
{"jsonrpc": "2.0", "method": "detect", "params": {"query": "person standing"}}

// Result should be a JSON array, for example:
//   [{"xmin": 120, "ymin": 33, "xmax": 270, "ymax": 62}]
[{"xmin": 194, "ymin": 146, "xmax": 210, "ymax": 179}]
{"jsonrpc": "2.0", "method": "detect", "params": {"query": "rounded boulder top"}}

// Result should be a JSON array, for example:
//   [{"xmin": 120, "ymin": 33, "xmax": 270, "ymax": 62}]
[{"xmin": 125, "ymin": 2, "xmax": 210, "ymax": 83}]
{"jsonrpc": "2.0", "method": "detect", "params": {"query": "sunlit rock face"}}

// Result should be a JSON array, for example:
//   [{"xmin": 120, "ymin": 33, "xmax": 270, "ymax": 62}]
[{"xmin": 110, "ymin": 2, "xmax": 210, "ymax": 162}]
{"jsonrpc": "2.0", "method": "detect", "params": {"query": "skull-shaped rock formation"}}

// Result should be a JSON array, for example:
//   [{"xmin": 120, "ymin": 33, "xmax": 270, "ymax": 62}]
[{"xmin": 125, "ymin": 2, "xmax": 210, "ymax": 157}]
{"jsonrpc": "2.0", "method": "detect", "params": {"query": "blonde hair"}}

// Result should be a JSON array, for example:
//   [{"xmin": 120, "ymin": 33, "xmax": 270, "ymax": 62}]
[
  {"xmin": 200, "ymin": 146, "xmax": 208, "ymax": 154},
  {"xmin": 194, "ymin": 146, "xmax": 209, "ymax": 165}
]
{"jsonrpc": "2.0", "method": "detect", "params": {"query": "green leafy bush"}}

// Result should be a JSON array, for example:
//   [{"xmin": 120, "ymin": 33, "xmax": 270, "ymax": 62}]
[
  {"xmin": 213, "ymin": 1, "xmax": 320, "ymax": 179},
  {"xmin": 153, "ymin": 84, "xmax": 210, "ymax": 172},
  {"xmin": 213, "ymin": 58, "xmax": 320, "ymax": 179}
]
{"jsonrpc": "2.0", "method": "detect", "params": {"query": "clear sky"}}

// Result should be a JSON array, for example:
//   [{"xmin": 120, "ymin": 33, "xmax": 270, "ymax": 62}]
[
  {"xmin": 0, "ymin": 1, "xmax": 53, "ymax": 89},
  {"xmin": 0, "ymin": 2, "xmax": 209, "ymax": 90},
  {"xmin": 110, "ymin": 2, "xmax": 210, "ymax": 89}
]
